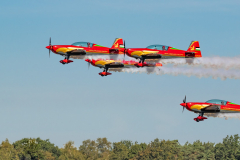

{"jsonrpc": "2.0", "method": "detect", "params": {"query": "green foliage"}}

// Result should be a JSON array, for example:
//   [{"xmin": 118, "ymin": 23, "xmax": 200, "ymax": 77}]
[
  {"xmin": 132, "ymin": 139, "xmax": 182, "ymax": 160},
  {"xmin": 0, "ymin": 139, "xmax": 19, "ymax": 160},
  {"xmin": 0, "ymin": 135, "xmax": 240, "ymax": 160},
  {"xmin": 79, "ymin": 137, "xmax": 111, "ymax": 160},
  {"xmin": 110, "ymin": 141, "xmax": 129, "ymax": 160},
  {"xmin": 215, "ymin": 135, "xmax": 240, "ymax": 160},
  {"xmin": 59, "ymin": 141, "xmax": 84, "ymax": 160},
  {"xmin": 182, "ymin": 140, "xmax": 215, "ymax": 160},
  {"xmin": 13, "ymin": 137, "xmax": 60, "ymax": 160}
]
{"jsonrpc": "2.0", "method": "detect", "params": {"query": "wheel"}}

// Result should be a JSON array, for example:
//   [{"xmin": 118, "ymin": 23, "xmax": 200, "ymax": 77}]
[{"xmin": 196, "ymin": 119, "xmax": 199, "ymax": 122}]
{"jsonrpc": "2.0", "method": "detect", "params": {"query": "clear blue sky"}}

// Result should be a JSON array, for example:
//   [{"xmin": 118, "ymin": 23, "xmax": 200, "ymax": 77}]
[{"xmin": 1, "ymin": 0, "xmax": 240, "ymax": 147}]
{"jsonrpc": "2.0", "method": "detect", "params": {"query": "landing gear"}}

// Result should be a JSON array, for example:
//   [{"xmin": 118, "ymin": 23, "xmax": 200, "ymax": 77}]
[
  {"xmin": 134, "ymin": 57, "xmax": 146, "ymax": 67},
  {"xmin": 60, "ymin": 54, "xmax": 73, "ymax": 64},
  {"xmin": 194, "ymin": 112, "xmax": 207, "ymax": 122},
  {"xmin": 99, "ymin": 67, "xmax": 112, "ymax": 77}
]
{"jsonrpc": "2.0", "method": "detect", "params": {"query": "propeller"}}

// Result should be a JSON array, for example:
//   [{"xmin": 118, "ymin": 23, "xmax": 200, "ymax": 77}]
[
  {"xmin": 49, "ymin": 37, "xmax": 51, "ymax": 58},
  {"xmin": 123, "ymin": 40, "xmax": 126, "ymax": 59},
  {"xmin": 182, "ymin": 95, "xmax": 186, "ymax": 113},
  {"xmin": 85, "ymin": 59, "xmax": 91, "ymax": 69}
]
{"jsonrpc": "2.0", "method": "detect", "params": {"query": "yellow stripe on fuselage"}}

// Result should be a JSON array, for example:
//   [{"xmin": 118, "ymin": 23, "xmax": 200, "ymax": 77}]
[
  {"xmin": 95, "ymin": 60, "xmax": 116, "ymax": 66},
  {"xmin": 56, "ymin": 47, "xmax": 84, "ymax": 53},
  {"xmin": 190, "ymin": 104, "xmax": 209, "ymax": 110}
]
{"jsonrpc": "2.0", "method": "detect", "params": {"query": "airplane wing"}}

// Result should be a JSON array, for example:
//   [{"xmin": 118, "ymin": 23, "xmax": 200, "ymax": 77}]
[
  {"xmin": 105, "ymin": 62, "xmax": 124, "ymax": 68},
  {"xmin": 201, "ymin": 104, "xmax": 221, "ymax": 111}
]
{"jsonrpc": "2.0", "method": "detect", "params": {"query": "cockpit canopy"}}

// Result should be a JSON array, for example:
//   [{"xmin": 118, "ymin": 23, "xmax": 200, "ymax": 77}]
[
  {"xmin": 206, "ymin": 99, "xmax": 227, "ymax": 105},
  {"xmin": 146, "ymin": 45, "xmax": 169, "ymax": 51},
  {"xmin": 72, "ymin": 42, "xmax": 93, "ymax": 48}
]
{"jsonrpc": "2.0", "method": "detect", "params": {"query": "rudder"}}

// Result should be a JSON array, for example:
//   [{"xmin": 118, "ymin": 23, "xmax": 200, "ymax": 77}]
[
  {"xmin": 187, "ymin": 41, "xmax": 201, "ymax": 57},
  {"xmin": 111, "ymin": 38, "xmax": 124, "ymax": 49}
]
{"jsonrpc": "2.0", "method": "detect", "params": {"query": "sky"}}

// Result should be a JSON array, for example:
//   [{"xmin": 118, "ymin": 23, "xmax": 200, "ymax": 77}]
[{"xmin": 1, "ymin": 0, "xmax": 240, "ymax": 147}]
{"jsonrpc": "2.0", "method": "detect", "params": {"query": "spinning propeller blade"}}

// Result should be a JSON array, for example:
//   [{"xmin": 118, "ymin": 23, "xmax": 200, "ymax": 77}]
[
  {"xmin": 124, "ymin": 40, "xmax": 126, "ymax": 59},
  {"xmin": 49, "ymin": 37, "xmax": 51, "ymax": 58},
  {"xmin": 183, "ymin": 95, "xmax": 186, "ymax": 103},
  {"xmin": 182, "ymin": 95, "xmax": 186, "ymax": 113},
  {"xmin": 88, "ymin": 62, "xmax": 90, "ymax": 69}
]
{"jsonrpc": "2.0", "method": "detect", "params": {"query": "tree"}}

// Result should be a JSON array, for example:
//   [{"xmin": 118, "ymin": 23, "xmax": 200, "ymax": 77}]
[
  {"xmin": 59, "ymin": 141, "xmax": 84, "ymax": 160},
  {"xmin": 96, "ymin": 138, "xmax": 111, "ymax": 159},
  {"xmin": 181, "ymin": 140, "xmax": 215, "ymax": 160},
  {"xmin": 13, "ymin": 138, "xmax": 59, "ymax": 160},
  {"xmin": 79, "ymin": 139, "xmax": 98, "ymax": 159},
  {"xmin": 0, "ymin": 139, "xmax": 19, "ymax": 160},
  {"xmin": 132, "ymin": 139, "xmax": 182, "ymax": 160},
  {"xmin": 215, "ymin": 134, "xmax": 240, "ymax": 160},
  {"xmin": 110, "ymin": 142, "xmax": 129, "ymax": 160},
  {"xmin": 128, "ymin": 142, "xmax": 147, "ymax": 159},
  {"xmin": 79, "ymin": 138, "xmax": 112, "ymax": 160}
]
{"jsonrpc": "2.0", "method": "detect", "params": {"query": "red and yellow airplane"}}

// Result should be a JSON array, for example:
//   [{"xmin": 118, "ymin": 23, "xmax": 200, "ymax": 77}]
[
  {"xmin": 180, "ymin": 96, "xmax": 240, "ymax": 122},
  {"xmin": 46, "ymin": 38, "xmax": 124, "ymax": 64},
  {"xmin": 85, "ymin": 59, "xmax": 162, "ymax": 76},
  {"xmin": 125, "ymin": 41, "xmax": 201, "ymax": 67}
]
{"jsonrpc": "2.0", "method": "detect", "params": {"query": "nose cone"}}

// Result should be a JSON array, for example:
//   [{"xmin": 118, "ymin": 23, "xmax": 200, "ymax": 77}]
[
  {"xmin": 46, "ymin": 46, "xmax": 50, "ymax": 49},
  {"xmin": 85, "ymin": 59, "xmax": 91, "ymax": 62},
  {"xmin": 180, "ymin": 103, "xmax": 186, "ymax": 107},
  {"xmin": 126, "ymin": 49, "xmax": 130, "ymax": 56}
]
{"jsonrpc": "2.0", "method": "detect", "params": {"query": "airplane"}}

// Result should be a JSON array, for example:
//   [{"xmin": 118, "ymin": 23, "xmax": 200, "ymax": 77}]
[
  {"xmin": 180, "ymin": 96, "xmax": 240, "ymax": 122},
  {"xmin": 46, "ymin": 38, "xmax": 125, "ymax": 64},
  {"xmin": 85, "ymin": 59, "xmax": 162, "ymax": 76},
  {"xmin": 125, "ymin": 41, "xmax": 201, "ymax": 67}
]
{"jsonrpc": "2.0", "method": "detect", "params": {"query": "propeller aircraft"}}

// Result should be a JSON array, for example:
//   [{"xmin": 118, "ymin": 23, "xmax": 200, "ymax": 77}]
[
  {"xmin": 46, "ymin": 38, "xmax": 125, "ymax": 64},
  {"xmin": 180, "ymin": 96, "xmax": 240, "ymax": 122},
  {"xmin": 85, "ymin": 59, "xmax": 162, "ymax": 77},
  {"xmin": 125, "ymin": 41, "xmax": 201, "ymax": 67}
]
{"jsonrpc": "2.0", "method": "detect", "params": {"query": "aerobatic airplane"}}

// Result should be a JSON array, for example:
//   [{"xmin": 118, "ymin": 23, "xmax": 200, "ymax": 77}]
[
  {"xmin": 125, "ymin": 41, "xmax": 201, "ymax": 67},
  {"xmin": 85, "ymin": 59, "xmax": 162, "ymax": 76},
  {"xmin": 180, "ymin": 96, "xmax": 240, "ymax": 122},
  {"xmin": 46, "ymin": 38, "xmax": 124, "ymax": 64}
]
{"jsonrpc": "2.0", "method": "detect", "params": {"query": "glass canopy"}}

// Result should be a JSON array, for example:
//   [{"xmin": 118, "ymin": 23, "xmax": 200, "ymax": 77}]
[
  {"xmin": 146, "ymin": 45, "xmax": 169, "ymax": 51},
  {"xmin": 206, "ymin": 99, "xmax": 227, "ymax": 105},
  {"xmin": 72, "ymin": 42, "xmax": 93, "ymax": 48}
]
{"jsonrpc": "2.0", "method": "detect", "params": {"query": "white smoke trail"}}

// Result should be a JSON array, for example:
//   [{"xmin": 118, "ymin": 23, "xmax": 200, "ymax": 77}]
[
  {"xmin": 113, "ymin": 66, "xmax": 240, "ymax": 80},
  {"xmin": 79, "ymin": 55, "xmax": 240, "ymax": 70},
  {"xmin": 205, "ymin": 113, "xmax": 240, "ymax": 120},
  {"xmin": 159, "ymin": 56, "xmax": 240, "ymax": 70}
]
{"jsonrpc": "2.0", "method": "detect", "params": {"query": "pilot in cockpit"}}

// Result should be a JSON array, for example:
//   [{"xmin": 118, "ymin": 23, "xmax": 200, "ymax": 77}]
[{"xmin": 162, "ymin": 46, "xmax": 166, "ymax": 51}]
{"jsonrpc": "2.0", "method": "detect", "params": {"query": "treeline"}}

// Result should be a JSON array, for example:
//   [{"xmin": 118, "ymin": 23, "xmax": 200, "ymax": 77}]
[{"xmin": 0, "ymin": 134, "xmax": 240, "ymax": 160}]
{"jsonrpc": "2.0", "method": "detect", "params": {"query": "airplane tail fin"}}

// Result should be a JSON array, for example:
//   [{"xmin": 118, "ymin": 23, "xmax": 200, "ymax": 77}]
[
  {"xmin": 187, "ymin": 41, "xmax": 202, "ymax": 57},
  {"xmin": 111, "ymin": 38, "xmax": 124, "ymax": 49}
]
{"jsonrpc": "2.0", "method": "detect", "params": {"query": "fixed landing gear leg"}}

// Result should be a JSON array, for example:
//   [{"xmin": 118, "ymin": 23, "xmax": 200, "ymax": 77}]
[
  {"xmin": 105, "ymin": 67, "xmax": 109, "ymax": 73},
  {"xmin": 60, "ymin": 54, "xmax": 73, "ymax": 64}
]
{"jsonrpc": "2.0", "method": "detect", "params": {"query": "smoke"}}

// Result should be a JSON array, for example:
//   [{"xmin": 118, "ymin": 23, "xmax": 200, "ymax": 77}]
[
  {"xmin": 159, "ymin": 56, "xmax": 240, "ymax": 70},
  {"xmin": 82, "ymin": 56, "xmax": 240, "ymax": 70},
  {"xmin": 205, "ymin": 113, "xmax": 240, "ymax": 120},
  {"xmin": 112, "ymin": 66, "xmax": 240, "ymax": 80}
]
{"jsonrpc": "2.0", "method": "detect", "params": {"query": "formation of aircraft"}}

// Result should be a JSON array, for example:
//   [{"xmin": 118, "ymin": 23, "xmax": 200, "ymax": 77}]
[
  {"xmin": 180, "ymin": 96, "xmax": 240, "ymax": 122},
  {"xmin": 46, "ymin": 37, "xmax": 201, "ymax": 74},
  {"xmin": 45, "ymin": 38, "xmax": 239, "ymax": 123}
]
